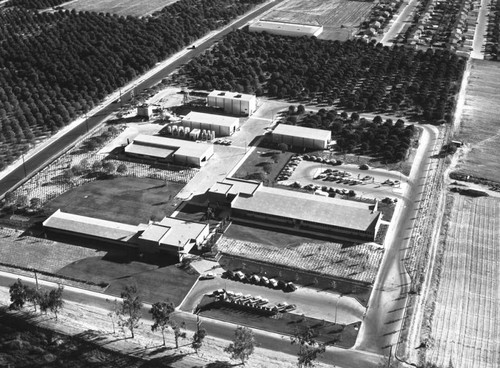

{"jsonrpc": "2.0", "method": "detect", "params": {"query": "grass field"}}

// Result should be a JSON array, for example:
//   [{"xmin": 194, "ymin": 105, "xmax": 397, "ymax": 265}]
[
  {"xmin": 262, "ymin": 0, "xmax": 374, "ymax": 40},
  {"xmin": 232, "ymin": 145, "xmax": 294, "ymax": 185},
  {"xmin": 0, "ymin": 227, "xmax": 197, "ymax": 306},
  {"xmin": 424, "ymin": 194, "xmax": 500, "ymax": 368},
  {"xmin": 45, "ymin": 177, "xmax": 184, "ymax": 225},
  {"xmin": 66, "ymin": 0, "xmax": 179, "ymax": 17},
  {"xmin": 455, "ymin": 60, "xmax": 500, "ymax": 183}
]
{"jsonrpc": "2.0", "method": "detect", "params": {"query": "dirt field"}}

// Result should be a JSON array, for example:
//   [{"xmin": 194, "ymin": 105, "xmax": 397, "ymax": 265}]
[
  {"xmin": 454, "ymin": 60, "xmax": 500, "ymax": 183},
  {"xmin": 262, "ymin": 0, "xmax": 374, "ymax": 40},
  {"xmin": 65, "ymin": 0, "xmax": 179, "ymax": 17},
  {"xmin": 424, "ymin": 194, "xmax": 500, "ymax": 368}
]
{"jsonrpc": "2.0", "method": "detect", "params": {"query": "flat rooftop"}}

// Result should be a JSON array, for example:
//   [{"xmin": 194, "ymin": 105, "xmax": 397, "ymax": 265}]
[
  {"xmin": 183, "ymin": 111, "xmax": 239, "ymax": 127},
  {"xmin": 125, "ymin": 143, "xmax": 174, "ymax": 159},
  {"xmin": 157, "ymin": 217, "xmax": 208, "ymax": 249},
  {"xmin": 43, "ymin": 209, "xmax": 138, "ymax": 242},
  {"xmin": 131, "ymin": 134, "xmax": 213, "ymax": 158},
  {"xmin": 231, "ymin": 186, "xmax": 379, "ymax": 231},
  {"xmin": 249, "ymin": 21, "xmax": 323, "ymax": 36},
  {"xmin": 273, "ymin": 124, "xmax": 331, "ymax": 141},
  {"xmin": 208, "ymin": 90, "xmax": 255, "ymax": 102}
]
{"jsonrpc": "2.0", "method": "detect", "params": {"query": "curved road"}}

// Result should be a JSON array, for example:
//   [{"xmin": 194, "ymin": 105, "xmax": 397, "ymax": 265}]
[{"xmin": 0, "ymin": 0, "xmax": 283, "ymax": 197}]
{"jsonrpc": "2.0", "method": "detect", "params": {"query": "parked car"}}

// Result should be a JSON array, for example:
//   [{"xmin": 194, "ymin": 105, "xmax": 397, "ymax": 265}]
[
  {"xmin": 284, "ymin": 282, "xmax": 297, "ymax": 292},
  {"xmin": 200, "ymin": 272, "xmax": 215, "ymax": 280}
]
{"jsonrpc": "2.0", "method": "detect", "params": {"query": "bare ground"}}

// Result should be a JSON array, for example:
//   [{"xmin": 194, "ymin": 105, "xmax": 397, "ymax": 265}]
[{"xmin": 454, "ymin": 60, "xmax": 500, "ymax": 183}]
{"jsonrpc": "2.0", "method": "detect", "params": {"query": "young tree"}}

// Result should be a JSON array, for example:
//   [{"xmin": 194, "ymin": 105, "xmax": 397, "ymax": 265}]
[
  {"xmin": 26, "ymin": 286, "xmax": 40, "ymax": 313},
  {"xmin": 38, "ymin": 290, "xmax": 51, "ymax": 315},
  {"xmin": 102, "ymin": 161, "xmax": 115, "ymax": 175},
  {"xmin": 192, "ymin": 328, "xmax": 207, "ymax": 355},
  {"xmin": 118, "ymin": 285, "xmax": 143, "ymax": 338},
  {"xmin": 108, "ymin": 299, "xmax": 120, "ymax": 334},
  {"xmin": 171, "ymin": 320, "xmax": 187, "ymax": 349},
  {"xmin": 150, "ymin": 300, "xmax": 175, "ymax": 346},
  {"xmin": 291, "ymin": 327, "xmax": 326, "ymax": 368},
  {"xmin": 48, "ymin": 285, "xmax": 64, "ymax": 320},
  {"xmin": 9, "ymin": 279, "xmax": 29, "ymax": 310},
  {"xmin": 224, "ymin": 326, "xmax": 256, "ymax": 365}
]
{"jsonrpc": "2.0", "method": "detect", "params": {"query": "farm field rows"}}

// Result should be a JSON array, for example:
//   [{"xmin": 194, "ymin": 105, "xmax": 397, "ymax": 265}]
[
  {"xmin": 263, "ymin": 0, "xmax": 373, "ymax": 27},
  {"xmin": 262, "ymin": 0, "xmax": 373, "ymax": 39},
  {"xmin": 217, "ymin": 236, "xmax": 384, "ymax": 283},
  {"xmin": 65, "ymin": 0, "xmax": 180, "ymax": 17},
  {"xmin": 455, "ymin": 60, "xmax": 500, "ymax": 183},
  {"xmin": 425, "ymin": 194, "xmax": 500, "ymax": 368}
]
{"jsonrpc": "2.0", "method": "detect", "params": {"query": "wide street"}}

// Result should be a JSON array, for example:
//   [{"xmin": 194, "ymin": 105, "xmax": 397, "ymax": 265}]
[{"xmin": 0, "ymin": 0, "xmax": 284, "ymax": 198}]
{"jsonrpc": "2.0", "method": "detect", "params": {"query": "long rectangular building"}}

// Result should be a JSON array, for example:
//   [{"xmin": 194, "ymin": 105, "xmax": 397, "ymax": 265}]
[
  {"xmin": 249, "ymin": 20, "xmax": 324, "ymax": 38},
  {"xmin": 230, "ymin": 186, "xmax": 381, "ymax": 241},
  {"xmin": 182, "ymin": 111, "xmax": 239, "ymax": 137},
  {"xmin": 125, "ymin": 134, "xmax": 214, "ymax": 167},
  {"xmin": 272, "ymin": 124, "xmax": 331, "ymax": 150}
]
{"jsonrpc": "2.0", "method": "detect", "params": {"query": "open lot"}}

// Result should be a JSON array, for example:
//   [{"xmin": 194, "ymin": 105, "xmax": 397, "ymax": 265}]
[
  {"xmin": 424, "ymin": 194, "xmax": 500, "ymax": 368},
  {"xmin": 262, "ymin": 0, "xmax": 374, "ymax": 40},
  {"xmin": 65, "ymin": 0, "xmax": 179, "ymax": 17},
  {"xmin": 454, "ymin": 60, "xmax": 500, "ymax": 183},
  {"xmin": 45, "ymin": 177, "xmax": 184, "ymax": 225},
  {"xmin": 0, "ymin": 227, "xmax": 197, "ymax": 305}
]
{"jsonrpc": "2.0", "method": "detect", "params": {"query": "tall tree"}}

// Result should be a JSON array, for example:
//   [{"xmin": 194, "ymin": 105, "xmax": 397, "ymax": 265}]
[
  {"xmin": 171, "ymin": 320, "xmax": 187, "ymax": 349},
  {"xmin": 192, "ymin": 328, "xmax": 207, "ymax": 355},
  {"xmin": 9, "ymin": 278, "xmax": 29, "ymax": 310},
  {"xmin": 48, "ymin": 285, "xmax": 64, "ymax": 320},
  {"xmin": 150, "ymin": 300, "xmax": 175, "ymax": 346},
  {"xmin": 118, "ymin": 285, "xmax": 143, "ymax": 338},
  {"xmin": 224, "ymin": 326, "xmax": 256, "ymax": 365}
]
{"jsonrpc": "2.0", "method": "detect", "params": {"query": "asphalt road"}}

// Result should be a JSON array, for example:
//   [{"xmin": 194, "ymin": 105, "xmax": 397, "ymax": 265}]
[{"xmin": 0, "ymin": 0, "xmax": 283, "ymax": 198}]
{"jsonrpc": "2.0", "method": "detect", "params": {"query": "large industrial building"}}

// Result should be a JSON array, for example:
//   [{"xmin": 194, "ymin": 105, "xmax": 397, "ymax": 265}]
[
  {"xmin": 43, "ymin": 209, "xmax": 210, "ymax": 255},
  {"xmin": 181, "ymin": 111, "xmax": 239, "ymax": 137},
  {"xmin": 208, "ymin": 179, "xmax": 381, "ymax": 241},
  {"xmin": 207, "ymin": 90, "xmax": 257, "ymax": 116},
  {"xmin": 248, "ymin": 20, "xmax": 324, "ymax": 38},
  {"xmin": 272, "ymin": 124, "xmax": 331, "ymax": 150},
  {"xmin": 124, "ymin": 134, "xmax": 214, "ymax": 167}
]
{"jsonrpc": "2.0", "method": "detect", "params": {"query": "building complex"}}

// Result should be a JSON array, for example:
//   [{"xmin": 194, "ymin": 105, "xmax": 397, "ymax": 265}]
[
  {"xmin": 181, "ymin": 111, "xmax": 239, "ymax": 137},
  {"xmin": 248, "ymin": 20, "xmax": 324, "ymax": 38},
  {"xmin": 272, "ymin": 124, "xmax": 332, "ymax": 149},
  {"xmin": 207, "ymin": 90, "xmax": 257, "ymax": 116}
]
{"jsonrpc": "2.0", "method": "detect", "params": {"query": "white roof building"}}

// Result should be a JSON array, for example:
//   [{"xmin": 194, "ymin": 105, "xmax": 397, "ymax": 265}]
[
  {"xmin": 272, "ymin": 124, "xmax": 331, "ymax": 149},
  {"xmin": 125, "ymin": 134, "xmax": 214, "ymax": 167},
  {"xmin": 249, "ymin": 21, "xmax": 324, "ymax": 38},
  {"xmin": 182, "ymin": 111, "xmax": 239, "ymax": 137},
  {"xmin": 207, "ymin": 90, "xmax": 257, "ymax": 116}
]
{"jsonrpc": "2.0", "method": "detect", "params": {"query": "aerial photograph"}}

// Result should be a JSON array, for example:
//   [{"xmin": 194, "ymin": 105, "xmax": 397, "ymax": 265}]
[{"xmin": 0, "ymin": 0, "xmax": 498, "ymax": 366}]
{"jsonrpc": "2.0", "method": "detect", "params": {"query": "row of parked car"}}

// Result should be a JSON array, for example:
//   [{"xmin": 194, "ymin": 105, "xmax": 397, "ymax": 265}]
[
  {"xmin": 277, "ymin": 155, "xmax": 302, "ymax": 181},
  {"xmin": 210, "ymin": 289, "xmax": 297, "ymax": 312},
  {"xmin": 303, "ymin": 154, "xmax": 342, "ymax": 165},
  {"xmin": 222, "ymin": 270, "xmax": 297, "ymax": 292}
]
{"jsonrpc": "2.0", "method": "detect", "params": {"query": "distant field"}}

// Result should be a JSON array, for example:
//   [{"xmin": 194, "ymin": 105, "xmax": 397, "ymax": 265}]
[
  {"xmin": 262, "ymin": 0, "xmax": 373, "ymax": 40},
  {"xmin": 425, "ymin": 195, "xmax": 500, "ymax": 368},
  {"xmin": 65, "ymin": 0, "xmax": 179, "ymax": 17},
  {"xmin": 455, "ymin": 60, "xmax": 500, "ymax": 183}
]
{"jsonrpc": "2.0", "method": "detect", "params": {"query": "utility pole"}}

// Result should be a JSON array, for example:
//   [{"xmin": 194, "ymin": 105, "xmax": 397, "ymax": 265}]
[{"xmin": 21, "ymin": 154, "xmax": 27, "ymax": 178}]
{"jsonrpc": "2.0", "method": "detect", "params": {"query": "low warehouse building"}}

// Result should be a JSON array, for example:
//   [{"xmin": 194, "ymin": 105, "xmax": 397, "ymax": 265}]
[
  {"xmin": 229, "ymin": 186, "xmax": 381, "ymax": 242},
  {"xmin": 207, "ymin": 90, "xmax": 257, "ymax": 116},
  {"xmin": 125, "ymin": 134, "xmax": 213, "ymax": 167},
  {"xmin": 249, "ymin": 20, "xmax": 324, "ymax": 38},
  {"xmin": 43, "ymin": 210, "xmax": 210, "ymax": 255},
  {"xmin": 272, "ymin": 124, "xmax": 331, "ymax": 150},
  {"xmin": 182, "ymin": 111, "xmax": 239, "ymax": 137}
]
